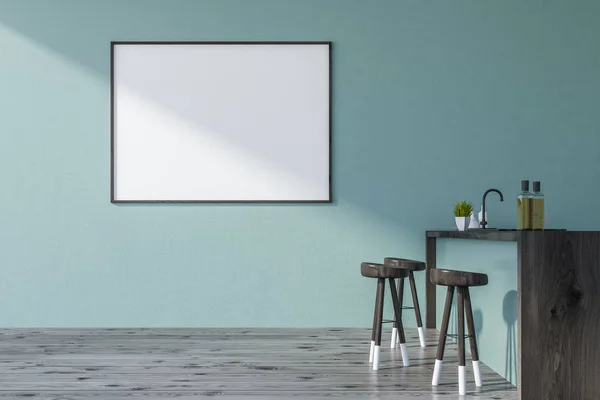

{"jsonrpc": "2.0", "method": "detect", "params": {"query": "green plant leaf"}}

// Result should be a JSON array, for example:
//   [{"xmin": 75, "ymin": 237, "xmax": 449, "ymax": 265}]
[{"xmin": 453, "ymin": 200, "xmax": 474, "ymax": 217}]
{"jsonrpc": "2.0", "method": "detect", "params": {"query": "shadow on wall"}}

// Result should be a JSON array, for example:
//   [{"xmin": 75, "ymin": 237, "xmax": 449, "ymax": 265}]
[
  {"xmin": 473, "ymin": 309, "xmax": 483, "ymax": 338},
  {"xmin": 503, "ymin": 290, "xmax": 517, "ymax": 385}
]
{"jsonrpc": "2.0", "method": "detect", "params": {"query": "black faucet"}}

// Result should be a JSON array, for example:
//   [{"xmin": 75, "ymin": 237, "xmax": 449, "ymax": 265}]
[{"xmin": 480, "ymin": 188, "xmax": 504, "ymax": 229}]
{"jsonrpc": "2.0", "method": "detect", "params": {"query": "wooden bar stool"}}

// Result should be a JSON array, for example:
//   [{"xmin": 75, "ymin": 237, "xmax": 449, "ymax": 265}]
[
  {"xmin": 384, "ymin": 257, "xmax": 426, "ymax": 348},
  {"xmin": 361, "ymin": 262, "xmax": 410, "ymax": 370},
  {"xmin": 430, "ymin": 268, "xmax": 488, "ymax": 395}
]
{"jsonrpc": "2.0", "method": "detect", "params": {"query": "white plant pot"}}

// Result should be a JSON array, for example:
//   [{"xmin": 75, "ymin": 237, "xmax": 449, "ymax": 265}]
[{"xmin": 455, "ymin": 216, "xmax": 470, "ymax": 231}]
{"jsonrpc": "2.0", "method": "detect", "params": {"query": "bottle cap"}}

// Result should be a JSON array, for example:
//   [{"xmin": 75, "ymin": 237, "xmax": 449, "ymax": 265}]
[
  {"xmin": 533, "ymin": 181, "xmax": 541, "ymax": 192},
  {"xmin": 521, "ymin": 180, "xmax": 530, "ymax": 191}
]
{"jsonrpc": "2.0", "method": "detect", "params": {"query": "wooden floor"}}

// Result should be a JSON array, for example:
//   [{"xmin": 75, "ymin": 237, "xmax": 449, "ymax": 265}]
[{"xmin": 0, "ymin": 328, "xmax": 516, "ymax": 399}]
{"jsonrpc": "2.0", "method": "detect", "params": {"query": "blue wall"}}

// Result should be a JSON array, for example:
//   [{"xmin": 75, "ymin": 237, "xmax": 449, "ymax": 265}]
[{"xmin": 1, "ymin": 0, "xmax": 599, "ymax": 383}]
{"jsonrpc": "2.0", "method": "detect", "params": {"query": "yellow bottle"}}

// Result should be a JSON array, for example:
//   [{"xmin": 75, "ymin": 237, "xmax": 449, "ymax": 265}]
[
  {"xmin": 531, "ymin": 181, "xmax": 545, "ymax": 230},
  {"xmin": 517, "ymin": 180, "xmax": 532, "ymax": 231}
]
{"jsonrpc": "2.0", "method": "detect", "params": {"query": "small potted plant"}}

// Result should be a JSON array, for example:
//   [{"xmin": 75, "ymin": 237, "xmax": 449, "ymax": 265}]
[{"xmin": 453, "ymin": 200, "xmax": 474, "ymax": 231}]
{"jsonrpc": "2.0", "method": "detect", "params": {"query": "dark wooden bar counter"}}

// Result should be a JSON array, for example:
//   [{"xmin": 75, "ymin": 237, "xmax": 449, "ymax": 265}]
[{"xmin": 425, "ymin": 229, "xmax": 600, "ymax": 399}]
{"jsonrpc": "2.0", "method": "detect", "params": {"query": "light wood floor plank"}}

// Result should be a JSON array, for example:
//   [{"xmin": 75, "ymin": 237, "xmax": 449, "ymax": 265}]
[{"xmin": 0, "ymin": 328, "xmax": 516, "ymax": 399}]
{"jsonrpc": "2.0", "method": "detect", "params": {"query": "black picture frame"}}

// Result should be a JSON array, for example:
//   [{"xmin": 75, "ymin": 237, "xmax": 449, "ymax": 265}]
[{"xmin": 110, "ymin": 41, "xmax": 332, "ymax": 204}]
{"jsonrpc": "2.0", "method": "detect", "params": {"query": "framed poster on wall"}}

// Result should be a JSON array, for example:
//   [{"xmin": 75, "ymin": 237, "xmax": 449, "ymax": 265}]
[{"xmin": 110, "ymin": 41, "xmax": 331, "ymax": 203}]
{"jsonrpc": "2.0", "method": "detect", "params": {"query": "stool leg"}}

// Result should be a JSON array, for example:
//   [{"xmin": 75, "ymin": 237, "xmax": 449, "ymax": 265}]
[
  {"xmin": 389, "ymin": 279, "xmax": 409, "ymax": 366},
  {"xmin": 457, "ymin": 287, "xmax": 466, "ymax": 395},
  {"xmin": 373, "ymin": 278, "xmax": 385, "ymax": 370},
  {"xmin": 390, "ymin": 278, "xmax": 404, "ymax": 347},
  {"xmin": 432, "ymin": 286, "xmax": 454, "ymax": 386},
  {"xmin": 369, "ymin": 279, "xmax": 382, "ymax": 364},
  {"xmin": 464, "ymin": 287, "xmax": 482, "ymax": 387},
  {"xmin": 408, "ymin": 271, "xmax": 426, "ymax": 348}
]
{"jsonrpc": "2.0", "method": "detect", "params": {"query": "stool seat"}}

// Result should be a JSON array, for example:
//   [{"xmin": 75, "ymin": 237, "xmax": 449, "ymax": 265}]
[
  {"xmin": 361, "ymin": 262, "xmax": 409, "ymax": 279},
  {"xmin": 384, "ymin": 257, "xmax": 426, "ymax": 271},
  {"xmin": 430, "ymin": 269, "xmax": 488, "ymax": 287}
]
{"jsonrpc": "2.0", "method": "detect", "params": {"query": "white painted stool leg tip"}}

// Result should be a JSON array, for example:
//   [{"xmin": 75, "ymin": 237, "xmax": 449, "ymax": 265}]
[
  {"xmin": 432, "ymin": 359, "xmax": 443, "ymax": 386},
  {"xmin": 473, "ymin": 360, "xmax": 482, "ymax": 387},
  {"xmin": 372, "ymin": 345, "xmax": 380, "ymax": 371},
  {"xmin": 390, "ymin": 328, "xmax": 397, "ymax": 348},
  {"xmin": 458, "ymin": 365, "xmax": 466, "ymax": 395},
  {"xmin": 399, "ymin": 343, "xmax": 410, "ymax": 366},
  {"xmin": 369, "ymin": 340, "xmax": 375, "ymax": 363},
  {"xmin": 417, "ymin": 327, "xmax": 426, "ymax": 347}
]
